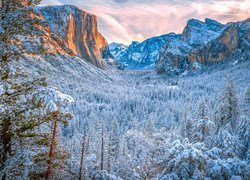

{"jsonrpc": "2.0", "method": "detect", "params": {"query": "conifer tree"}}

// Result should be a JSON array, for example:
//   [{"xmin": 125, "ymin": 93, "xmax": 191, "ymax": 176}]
[
  {"xmin": 145, "ymin": 115, "xmax": 155, "ymax": 137},
  {"xmin": 193, "ymin": 98, "xmax": 215, "ymax": 143},
  {"xmin": 242, "ymin": 87, "xmax": 250, "ymax": 117},
  {"xmin": 0, "ymin": 0, "xmax": 73, "ymax": 178},
  {"xmin": 217, "ymin": 80, "xmax": 239, "ymax": 130},
  {"xmin": 109, "ymin": 119, "xmax": 120, "ymax": 174}
]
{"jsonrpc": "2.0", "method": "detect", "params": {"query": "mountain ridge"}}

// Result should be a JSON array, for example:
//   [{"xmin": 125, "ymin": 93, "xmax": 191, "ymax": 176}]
[{"xmin": 110, "ymin": 18, "xmax": 249, "ymax": 74}]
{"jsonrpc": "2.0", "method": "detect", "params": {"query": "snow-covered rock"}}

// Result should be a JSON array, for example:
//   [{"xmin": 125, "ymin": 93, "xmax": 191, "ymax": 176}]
[
  {"xmin": 156, "ymin": 18, "xmax": 250, "ymax": 75},
  {"xmin": 182, "ymin": 18, "xmax": 225, "ymax": 47},
  {"xmin": 109, "ymin": 42, "xmax": 128, "ymax": 61},
  {"xmin": 188, "ymin": 19, "xmax": 250, "ymax": 64},
  {"xmin": 110, "ymin": 35, "xmax": 169, "ymax": 69}
]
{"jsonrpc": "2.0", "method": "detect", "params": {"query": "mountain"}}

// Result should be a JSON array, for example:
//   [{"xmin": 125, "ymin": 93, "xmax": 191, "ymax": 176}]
[
  {"xmin": 109, "ymin": 35, "xmax": 169, "ymax": 69},
  {"xmin": 109, "ymin": 42, "xmax": 128, "ymax": 60},
  {"xmin": 157, "ymin": 18, "xmax": 249, "ymax": 75},
  {"xmin": 111, "ymin": 18, "xmax": 227, "ymax": 70},
  {"xmin": 38, "ymin": 5, "xmax": 111, "ymax": 68},
  {"xmin": 156, "ymin": 34, "xmax": 193, "ymax": 74},
  {"xmin": 188, "ymin": 19, "xmax": 250, "ymax": 64},
  {"xmin": 182, "ymin": 18, "xmax": 225, "ymax": 47}
]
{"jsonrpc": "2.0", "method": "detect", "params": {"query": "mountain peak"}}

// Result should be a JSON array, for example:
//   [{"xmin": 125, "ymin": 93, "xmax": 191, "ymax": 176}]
[
  {"xmin": 183, "ymin": 18, "xmax": 225, "ymax": 47},
  {"xmin": 186, "ymin": 18, "xmax": 204, "ymax": 27}
]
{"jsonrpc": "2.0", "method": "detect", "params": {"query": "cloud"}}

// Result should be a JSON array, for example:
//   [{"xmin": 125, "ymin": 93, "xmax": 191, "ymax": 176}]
[
  {"xmin": 40, "ymin": 0, "xmax": 250, "ymax": 44},
  {"xmin": 112, "ymin": 0, "xmax": 129, "ymax": 3},
  {"xmin": 40, "ymin": 0, "xmax": 63, "ymax": 6}
]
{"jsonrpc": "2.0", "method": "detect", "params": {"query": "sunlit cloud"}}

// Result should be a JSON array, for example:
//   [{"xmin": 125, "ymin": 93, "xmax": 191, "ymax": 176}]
[{"xmin": 40, "ymin": 0, "xmax": 250, "ymax": 44}]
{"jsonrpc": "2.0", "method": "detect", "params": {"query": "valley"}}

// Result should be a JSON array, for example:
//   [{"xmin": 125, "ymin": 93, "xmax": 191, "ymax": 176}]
[{"xmin": 0, "ymin": 1, "xmax": 249, "ymax": 179}]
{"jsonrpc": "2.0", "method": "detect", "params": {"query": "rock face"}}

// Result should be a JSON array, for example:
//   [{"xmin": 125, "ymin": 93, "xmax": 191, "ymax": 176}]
[
  {"xmin": 38, "ymin": 5, "xmax": 111, "ymax": 68},
  {"xmin": 188, "ymin": 19, "xmax": 250, "ymax": 64},
  {"xmin": 156, "ymin": 34, "xmax": 192, "ymax": 74},
  {"xmin": 109, "ymin": 42, "xmax": 128, "ymax": 61},
  {"xmin": 110, "ymin": 35, "xmax": 168, "ymax": 69},
  {"xmin": 111, "ymin": 18, "xmax": 232, "ymax": 71},
  {"xmin": 156, "ymin": 18, "xmax": 250, "ymax": 75},
  {"xmin": 182, "ymin": 18, "xmax": 225, "ymax": 47}
]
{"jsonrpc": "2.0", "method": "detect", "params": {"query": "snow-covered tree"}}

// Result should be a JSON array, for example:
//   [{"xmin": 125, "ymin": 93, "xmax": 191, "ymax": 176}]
[
  {"xmin": 145, "ymin": 114, "xmax": 155, "ymax": 137},
  {"xmin": 180, "ymin": 103, "xmax": 193, "ymax": 140},
  {"xmin": 0, "ymin": 70, "xmax": 74, "ymax": 178},
  {"xmin": 196, "ymin": 98, "xmax": 210, "ymax": 120},
  {"xmin": 242, "ymin": 87, "xmax": 250, "ymax": 117},
  {"xmin": 217, "ymin": 80, "xmax": 239, "ymax": 130},
  {"xmin": 109, "ymin": 119, "xmax": 120, "ymax": 175},
  {"xmin": 236, "ymin": 116, "xmax": 250, "ymax": 160},
  {"xmin": 193, "ymin": 98, "xmax": 215, "ymax": 144},
  {"xmin": 0, "ymin": 1, "xmax": 74, "ymax": 178}
]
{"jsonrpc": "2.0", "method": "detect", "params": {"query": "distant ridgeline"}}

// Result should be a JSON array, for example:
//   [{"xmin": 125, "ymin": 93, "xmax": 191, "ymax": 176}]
[{"xmin": 109, "ymin": 18, "xmax": 250, "ymax": 73}]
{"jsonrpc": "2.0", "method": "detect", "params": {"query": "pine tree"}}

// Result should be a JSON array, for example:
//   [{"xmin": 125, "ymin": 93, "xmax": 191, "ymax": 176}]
[
  {"xmin": 79, "ymin": 130, "xmax": 86, "ymax": 180},
  {"xmin": 109, "ymin": 119, "xmax": 120, "ymax": 175},
  {"xmin": 0, "ymin": 1, "xmax": 73, "ymax": 178},
  {"xmin": 236, "ymin": 116, "xmax": 250, "ymax": 160},
  {"xmin": 196, "ymin": 98, "xmax": 209, "ymax": 120},
  {"xmin": 181, "ymin": 103, "xmax": 192, "ymax": 141},
  {"xmin": 193, "ymin": 98, "xmax": 215, "ymax": 144},
  {"xmin": 100, "ymin": 124, "xmax": 104, "ymax": 171},
  {"xmin": 242, "ymin": 87, "xmax": 250, "ymax": 117},
  {"xmin": 145, "ymin": 115, "xmax": 155, "ymax": 137},
  {"xmin": 236, "ymin": 88, "xmax": 250, "ymax": 159},
  {"xmin": 217, "ymin": 80, "xmax": 239, "ymax": 130}
]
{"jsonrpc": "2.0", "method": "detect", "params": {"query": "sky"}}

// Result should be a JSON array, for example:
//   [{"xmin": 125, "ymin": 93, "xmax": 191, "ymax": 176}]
[{"xmin": 40, "ymin": 0, "xmax": 250, "ymax": 44}]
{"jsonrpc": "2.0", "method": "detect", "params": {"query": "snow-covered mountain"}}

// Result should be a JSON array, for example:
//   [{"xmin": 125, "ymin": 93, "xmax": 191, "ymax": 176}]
[
  {"xmin": 109, "ymin": 35, "xmax": 169, "ymax": 69},
  {"xmin": 111, "ymin": 18, "xmax": 227, "ymax": 70},
  {"xmin": 157, "ymin": 18, "xmax": 250, "ymax": 75},
  {"xmin": 182, "ymin": 18, "xmax": 225, "ymax": 47},
  {"xmin": 38, "ymin": 5, "xmax": 111, "ymax": 68}
]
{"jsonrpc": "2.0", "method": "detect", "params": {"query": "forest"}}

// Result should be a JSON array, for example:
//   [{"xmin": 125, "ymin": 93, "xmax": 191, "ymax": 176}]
[{"xmin": 0, "ymin": 0, "xmax": 249, "ymax": 179}]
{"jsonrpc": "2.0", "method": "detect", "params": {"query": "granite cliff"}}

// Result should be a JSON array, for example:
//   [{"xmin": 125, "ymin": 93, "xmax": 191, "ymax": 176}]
[
  {"xmin": 38, "ymin": 5, "xmax": 111, "ymax": 68},
  {"xmin": 156, "ymin": 18, "xmax": 249, "ymax": 75}
]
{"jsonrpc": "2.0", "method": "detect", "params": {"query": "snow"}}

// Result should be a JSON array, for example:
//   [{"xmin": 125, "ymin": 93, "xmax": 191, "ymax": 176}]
[
  {"xmin": 10, "ymin": 51, "xmax": 250, "ymax": 179},
  {"xmin": 0, "ymin": 83, "xmax": 4, "ymax": 96},
  {"xmin": 35, "ymin": 87, "xmax": 74, "ymax": 111},
  {"xmin": 110, "ymin": 34, "xmax": 169, "ymax": 69},
  {"xmin": 232, "ymin": 60, "xmax": 238, "ymax": 66},
  {"xmin": 2, "ymin": 6, "xmax": 249, "ymax": 178},
  {"xmin": 184, "ymin": 18, "xmax": 225, "ymax": 47}
]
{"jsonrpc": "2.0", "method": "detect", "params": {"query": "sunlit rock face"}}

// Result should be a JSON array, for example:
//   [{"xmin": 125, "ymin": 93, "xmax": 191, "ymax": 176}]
[
  {"xmin": 156, "ymin": 18, "xmax": 250, "ymax": 75},
  {"xmin": 39, "ymin": 5, "xmax": 110, "ymax": 68},
  {"xmin": 20, "ymin": 0, "xmax": 28, "ymax": 6}
]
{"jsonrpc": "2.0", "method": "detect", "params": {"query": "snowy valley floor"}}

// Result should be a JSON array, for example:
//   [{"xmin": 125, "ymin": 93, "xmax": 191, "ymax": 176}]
[
  {"xmin": 60, "ymin": 59, "xmax": 249, "ymax": 178},
  {"xmin": 19, "ymin": 56, "xmax": 250, "ymax": 178}
]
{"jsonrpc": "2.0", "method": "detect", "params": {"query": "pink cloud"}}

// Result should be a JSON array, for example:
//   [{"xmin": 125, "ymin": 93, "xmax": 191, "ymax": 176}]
[
  {"xmin": 40, "ymin": 0, "xmax": 250, "ymax": 44},
  {"xmin": 90, "ymin": 0, "xmax": 250, "ymax": 44}
]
